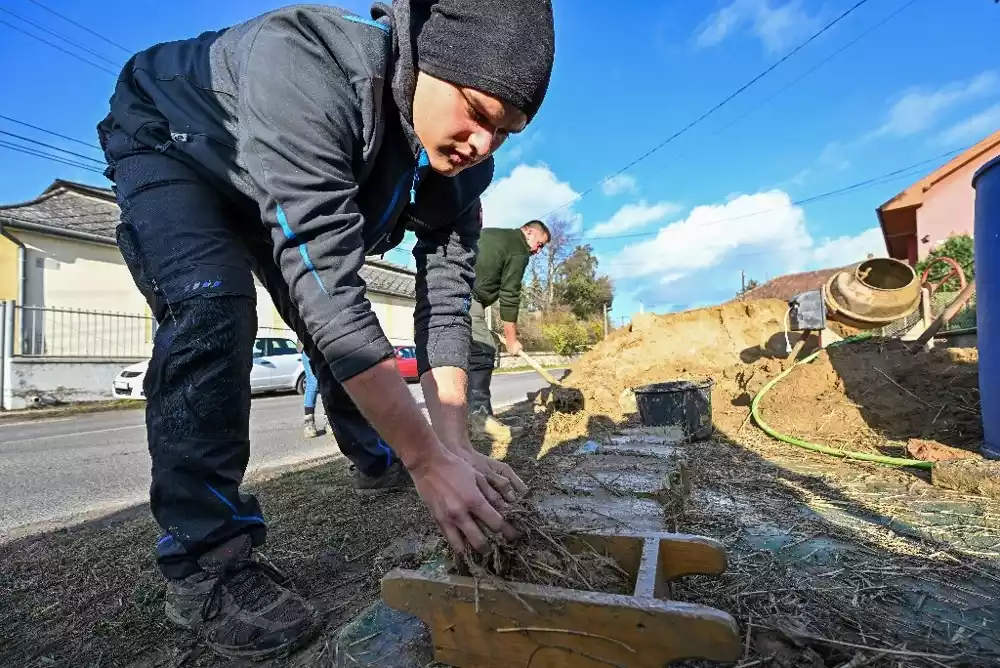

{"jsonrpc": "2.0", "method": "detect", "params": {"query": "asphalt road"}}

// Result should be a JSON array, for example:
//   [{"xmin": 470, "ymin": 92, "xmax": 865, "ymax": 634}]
[{"xmin": 0, "ymin": 369, "xmax": 564, "ymax": 540}]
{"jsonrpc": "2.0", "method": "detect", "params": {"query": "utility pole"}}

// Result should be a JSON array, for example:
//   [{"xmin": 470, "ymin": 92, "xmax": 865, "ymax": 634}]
[
  {"xmin": 741, "ymin": 270, "xmax": 746, "ymax": 297},
  {"xmin": 602, "ymin": 303, "xmax": 609, "ymax": 339}
]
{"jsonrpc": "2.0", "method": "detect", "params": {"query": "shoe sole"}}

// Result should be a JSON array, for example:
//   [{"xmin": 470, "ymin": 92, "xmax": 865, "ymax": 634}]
[
  {"xmin": 218, "ymin": 616, "xmax": 323, "ymax": 662},
  {"xmin": 167, "ymin": 609, "xmax": 323, "ymax": 662}
]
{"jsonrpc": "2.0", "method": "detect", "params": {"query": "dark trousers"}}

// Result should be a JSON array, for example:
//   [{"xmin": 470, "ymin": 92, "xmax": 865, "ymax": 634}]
[
  {"xmin": 467, "ymin": 299, "xmax": 497, "ymax": 415},
  {"xmin": 100, "ymin": 127, "xmax": 396, "ymax": 579}
]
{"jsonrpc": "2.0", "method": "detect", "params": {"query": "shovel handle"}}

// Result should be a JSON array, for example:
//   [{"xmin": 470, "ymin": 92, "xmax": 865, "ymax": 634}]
[
  {"xmin": 515, "ymin": 349, "xmax": 563, "ymax": 387},
  {"xmin": 493, "ymin": 334, "xmax": 563, "ymax": 386}
]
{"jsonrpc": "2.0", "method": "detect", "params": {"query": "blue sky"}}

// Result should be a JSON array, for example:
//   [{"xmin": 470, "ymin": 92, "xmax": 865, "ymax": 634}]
[{"xmin": 1, "ymin": 0, "xmax": 998, "ymax": 324}]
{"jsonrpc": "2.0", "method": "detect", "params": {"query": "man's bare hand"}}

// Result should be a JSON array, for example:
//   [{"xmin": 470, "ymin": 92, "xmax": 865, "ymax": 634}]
[
  {"xmin": 409, "ymin": 448, "xmax": 520, "ymax": 554},
  {"xmin": 505, "ymin": 337, "xmax": 523, "ymax": 356},
  {"xmin": 456, "ymin": 448, "xmax": 528, "ymax": 503}
]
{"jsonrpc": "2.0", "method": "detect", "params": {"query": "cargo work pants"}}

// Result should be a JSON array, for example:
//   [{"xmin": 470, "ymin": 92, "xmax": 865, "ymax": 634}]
[{"xmin": 99, "ymin": 125, "xmax": 397, "ymax": 579}]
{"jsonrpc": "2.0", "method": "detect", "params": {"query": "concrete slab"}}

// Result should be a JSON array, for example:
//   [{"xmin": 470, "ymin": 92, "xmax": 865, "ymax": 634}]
[
  {"xmin": 536, "ymin": 492, "xmax": 666, "ymax": 532},
  {"xmin": 557, "ymin": 453, "xmax": 679, "ymax": 496},
  {"xmin": 599, "ymin": 441, "xmax": 681, "ymax": 458},
  {"xmin": 334, "ymin": 599, "xmax": 431, "ymax": 668}
]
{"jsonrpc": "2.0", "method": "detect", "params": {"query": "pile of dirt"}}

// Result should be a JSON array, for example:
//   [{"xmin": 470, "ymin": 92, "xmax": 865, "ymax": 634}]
[
  {"xmin": 454, "ymin": 501, "xmax": 630, "ymax": 595},
  {"xmin": 761, "ymin": 341, "xmax": 981, "ymax": 454},
  {"xmin": 557, "ymin": 299, "xmax": 981, "ymax": 456}
]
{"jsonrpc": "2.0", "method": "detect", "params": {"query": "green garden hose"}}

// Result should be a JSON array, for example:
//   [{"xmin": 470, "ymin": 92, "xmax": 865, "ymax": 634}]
[{"xmin": 749, "ymin": 338, "xmax": 934, "ymax": 470}]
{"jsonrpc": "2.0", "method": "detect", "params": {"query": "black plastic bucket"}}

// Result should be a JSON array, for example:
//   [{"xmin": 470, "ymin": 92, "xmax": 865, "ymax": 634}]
[{"xmin": 633, "ymin": 379, "xmax": 714, "ymax": 440}]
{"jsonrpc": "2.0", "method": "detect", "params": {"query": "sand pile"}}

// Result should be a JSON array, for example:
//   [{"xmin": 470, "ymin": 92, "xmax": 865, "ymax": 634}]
[{"xmin": 558, "ymin": 299, "xmax": 982, "ymax": 455}]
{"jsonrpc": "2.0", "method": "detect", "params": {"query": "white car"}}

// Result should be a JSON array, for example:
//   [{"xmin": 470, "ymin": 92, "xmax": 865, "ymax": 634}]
[{"xmin": 112, "ymin": 336, "xmax": 306, "ymax": 400}]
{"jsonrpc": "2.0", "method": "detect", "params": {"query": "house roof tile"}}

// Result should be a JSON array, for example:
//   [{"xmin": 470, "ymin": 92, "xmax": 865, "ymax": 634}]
[{"xmin": 735, "ymin": 266, "xmax": 849, "ymax": 303}]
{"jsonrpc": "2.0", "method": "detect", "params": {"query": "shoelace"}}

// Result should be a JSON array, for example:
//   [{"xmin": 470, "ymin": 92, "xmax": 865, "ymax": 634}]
[{"xmin": 201, "ymin": 560, "xmax": 288, "ymax": 622}]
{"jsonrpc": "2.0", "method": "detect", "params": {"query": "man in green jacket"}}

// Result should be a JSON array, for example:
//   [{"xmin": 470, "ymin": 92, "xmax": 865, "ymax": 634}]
[{"xmin": 469, "ymin": 220, "xmax": 550, "ymax": 432}]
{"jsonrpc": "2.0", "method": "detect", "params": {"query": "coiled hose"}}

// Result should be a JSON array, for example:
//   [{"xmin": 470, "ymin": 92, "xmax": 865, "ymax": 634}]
[{"xmin": 750, "ymin": 337, "xmax": 934, "ymax": 470}]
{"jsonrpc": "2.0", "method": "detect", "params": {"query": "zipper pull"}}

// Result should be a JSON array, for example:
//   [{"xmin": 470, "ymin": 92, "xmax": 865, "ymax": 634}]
[{"xmin": 410, "ymin": 149, "xmax": 429, "ymax": 204}]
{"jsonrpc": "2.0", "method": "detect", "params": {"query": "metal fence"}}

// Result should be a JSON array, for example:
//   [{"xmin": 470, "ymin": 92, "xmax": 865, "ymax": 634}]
[
  {"xmin": 15, "ymin": 304, "xmax": 157, "ymax": 358},
  {"xmin": 7, "ymin": 304, "xmax": 306, "ymax": 358},
  {"xmin": 874, "ymin": 290, "xmax": 977, "ymax": 339}
]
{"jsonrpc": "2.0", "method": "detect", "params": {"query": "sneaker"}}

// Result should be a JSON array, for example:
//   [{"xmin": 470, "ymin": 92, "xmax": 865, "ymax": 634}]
[
  {"xmin": 164, "ymin": 535, "xmax": 319, "ymax": 660},
  {"xmin": 353, "ymin": 459, "xmax": 414, "ymax": 496},
  {"xmin": 302, "ymin": 416, "xmax": 318, "ymax": 439}
]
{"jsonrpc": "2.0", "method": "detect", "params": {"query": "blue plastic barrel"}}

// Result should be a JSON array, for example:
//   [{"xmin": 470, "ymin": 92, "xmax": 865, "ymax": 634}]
[{"xmin": 972, "ymin": 155, "xmax": 1000, "ymax": 459}]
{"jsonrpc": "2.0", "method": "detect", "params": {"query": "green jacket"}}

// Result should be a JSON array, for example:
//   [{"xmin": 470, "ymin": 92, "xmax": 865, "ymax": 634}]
[{"xmin": 473, "ymin": 228, "xmax": 531, "ymax": 323}]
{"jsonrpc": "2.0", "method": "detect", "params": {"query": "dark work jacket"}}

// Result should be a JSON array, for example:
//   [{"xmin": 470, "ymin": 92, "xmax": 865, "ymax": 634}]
[
  {"xmin": 472, "ymin": 228, "xmax": 531, "ymax": 323},
  {"xmin": 98, "ymin": 3, "xmax": 491, "ymax": 381}
]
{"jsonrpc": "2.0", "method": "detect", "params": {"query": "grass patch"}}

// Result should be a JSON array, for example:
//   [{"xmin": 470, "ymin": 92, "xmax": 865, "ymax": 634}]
[
  {"xmin": 0, "ymin": 400, "xmax": 145, "ymax": 423},
  {"xmin": 0, "ymin": 457, "xmax": 439, "ymax": 667}
]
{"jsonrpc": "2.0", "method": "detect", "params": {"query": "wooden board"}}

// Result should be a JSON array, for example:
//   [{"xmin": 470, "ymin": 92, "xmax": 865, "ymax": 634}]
[
  {"xmin": 382, "ymin": 569, "xmax": 742, "ymax": 667},
  {"xmin": 381, "ymin": 531, "xmax": 740, "ymax": 667}
]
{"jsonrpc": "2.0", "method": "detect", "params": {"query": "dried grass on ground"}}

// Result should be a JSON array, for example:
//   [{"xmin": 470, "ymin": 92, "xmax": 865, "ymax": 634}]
[
  {"xmin": 0, "ymin": 458, "xmax": 437, "ymax": 668},
  {"xmin": 454, "ymin": 501, "xmax": 630, "ymax": 595}
]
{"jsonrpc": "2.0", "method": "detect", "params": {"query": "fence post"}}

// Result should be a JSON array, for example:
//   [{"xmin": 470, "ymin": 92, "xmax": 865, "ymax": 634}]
[{"xmin": 1, "ymin": 300, "xmax": 14, "ymax": 410}]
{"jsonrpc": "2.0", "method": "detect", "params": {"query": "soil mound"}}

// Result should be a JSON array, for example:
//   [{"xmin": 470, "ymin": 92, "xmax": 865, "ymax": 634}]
[{"xmin": 562, "ymin": 299, "xmax": 981, "ymax": 455}]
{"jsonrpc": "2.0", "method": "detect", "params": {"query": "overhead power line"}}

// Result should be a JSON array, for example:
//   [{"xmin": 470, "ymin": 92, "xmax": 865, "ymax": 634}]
[
  {"xmin": 0, "ymin": 18, "xmax": 118, "ymax": 75},
  {"xmin": 536, "ymin": 0, "xmax": 874, "ymax": 220},
  {"xmin": 600, "ymin": 0, "xmax": 924, "ymax": 197},
  {"xmin": 0, "ymin": 7, "xmax": 122, "ymax": 67},
  {"xmin": 0, "ymin": 129, "xmax": 106, "ymax": 166},
  {"xmin": 0, "ymin": 114, "xmax": 102, "ymax": 151},
  {"xmin": 704, "ymin": 0, "xmax": 923, "ymax": 143},
  {"xmin": 27, "ymin": 0, "xmax": 133, "ymax": 55},
  {"xmin": 0, "ymin": 139, "xmax": 105, "ymax": 174}
]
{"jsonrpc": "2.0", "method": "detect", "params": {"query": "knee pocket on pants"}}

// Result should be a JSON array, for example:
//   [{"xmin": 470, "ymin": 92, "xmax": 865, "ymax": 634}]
[
  {"xmin": 116, "ymin": 223, "xmax": 155, "ymax": 300},
  {"xmin": 153, "ymin": 296, "xmax": 257, "ymax": 438}
]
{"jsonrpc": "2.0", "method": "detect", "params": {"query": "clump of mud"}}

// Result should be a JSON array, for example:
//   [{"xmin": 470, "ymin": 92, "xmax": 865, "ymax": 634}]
[{"xmin": 453, "ymin": 501, "xmax": 630, "ymax": 595}]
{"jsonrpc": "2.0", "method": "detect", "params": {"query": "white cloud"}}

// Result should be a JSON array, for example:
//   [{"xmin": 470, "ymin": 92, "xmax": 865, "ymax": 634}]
[
  {"xmin": 871, "ymin": 71, "xmax": 999, "ymax": 139},
  {"xmin": 936, "ymin": 103, "xmax": 1000, "ymax": 147},
  {"xmin": 601, "ymin": 174, "xmax": 638, "ymax": 196},
  {"xmin": 695, "ymin": 0, "xmax": 818, "ymax": 54},
  {"xmin": 481, "ymin": 163, "xmax": 581, "ymax": 230},
  {"xmin": 606, "ymin": 190, "xmax": 810, "ymax": 282},
  {"xmin": 817, "ymin": 141, "xmax": 851, "ymax": 172},
  {"xmin": 590, "ymin": 200, "xmax": 682, "ymax": 238},
  {"xmin": 603, "ymin": 191, "xmax": 888, "ymax": 312},
  {"xmin": 808, "ymin": 227, "xmax": 887, "ymax": 268}
]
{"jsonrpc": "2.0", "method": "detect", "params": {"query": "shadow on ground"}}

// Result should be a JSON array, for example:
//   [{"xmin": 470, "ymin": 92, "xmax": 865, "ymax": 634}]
[{"xmin": 1, "ymin": 361, "xmax": 998, "ymax": 667}]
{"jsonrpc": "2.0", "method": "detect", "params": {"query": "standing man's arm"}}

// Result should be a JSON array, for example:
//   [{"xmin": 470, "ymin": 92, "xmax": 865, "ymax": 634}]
[
  {"xmin": 412, "ymin": 201, "xmax": 527, "ymax": 500},
  {"xmin": 498, "ymin": 253, "xmax": 531, "ymax": 355}
]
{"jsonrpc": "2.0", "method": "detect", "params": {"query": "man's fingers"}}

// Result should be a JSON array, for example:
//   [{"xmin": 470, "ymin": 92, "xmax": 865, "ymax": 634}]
[
  {"xmin": 440, "ymin": 520, "xmax": 468, "ymax": 555},
  {"xmin": 471, "ymin": 494, "xmax": 520, "ymax": 542},
  {"xmin": 457, "ymin": 515, "xmax": 489, "ymax": 553},
  {"xmin": 478, "ymin": 472, "xmax": 511, "ymax": 510},
  {"xmin": 493, "ymin": 462, "xmax": 528, "ymax": 496},
  {"xmin": 485, "ymin": 471, "xmax": 517, "ymax": 503}
]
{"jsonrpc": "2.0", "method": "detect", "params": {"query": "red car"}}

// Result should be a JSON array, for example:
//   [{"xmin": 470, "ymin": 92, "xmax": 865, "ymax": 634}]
[{"xmin": 394, "ymin": 345, "xmax": 418, "ymax": 382}]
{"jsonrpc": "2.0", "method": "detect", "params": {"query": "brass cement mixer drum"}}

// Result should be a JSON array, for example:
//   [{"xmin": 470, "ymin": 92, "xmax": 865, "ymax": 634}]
[{"xmin": 823, "ymin": 258, "xmax": 921, "ymax": 330}]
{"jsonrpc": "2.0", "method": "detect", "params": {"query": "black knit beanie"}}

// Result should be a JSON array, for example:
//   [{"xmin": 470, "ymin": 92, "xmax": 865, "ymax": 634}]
[{"xmin": 415, "ymin": 0, "xmax": 555, "ymax": 123}]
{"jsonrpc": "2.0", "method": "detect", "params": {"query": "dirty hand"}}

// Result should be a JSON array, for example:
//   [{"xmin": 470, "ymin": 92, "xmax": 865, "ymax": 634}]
[
  {"xmin": 457, "ymin": 448, "xmax": 529, "ymax": 503},
  {"xmin": 409, "ymin": 448, "xmax": 520, "ymax": 553}
]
